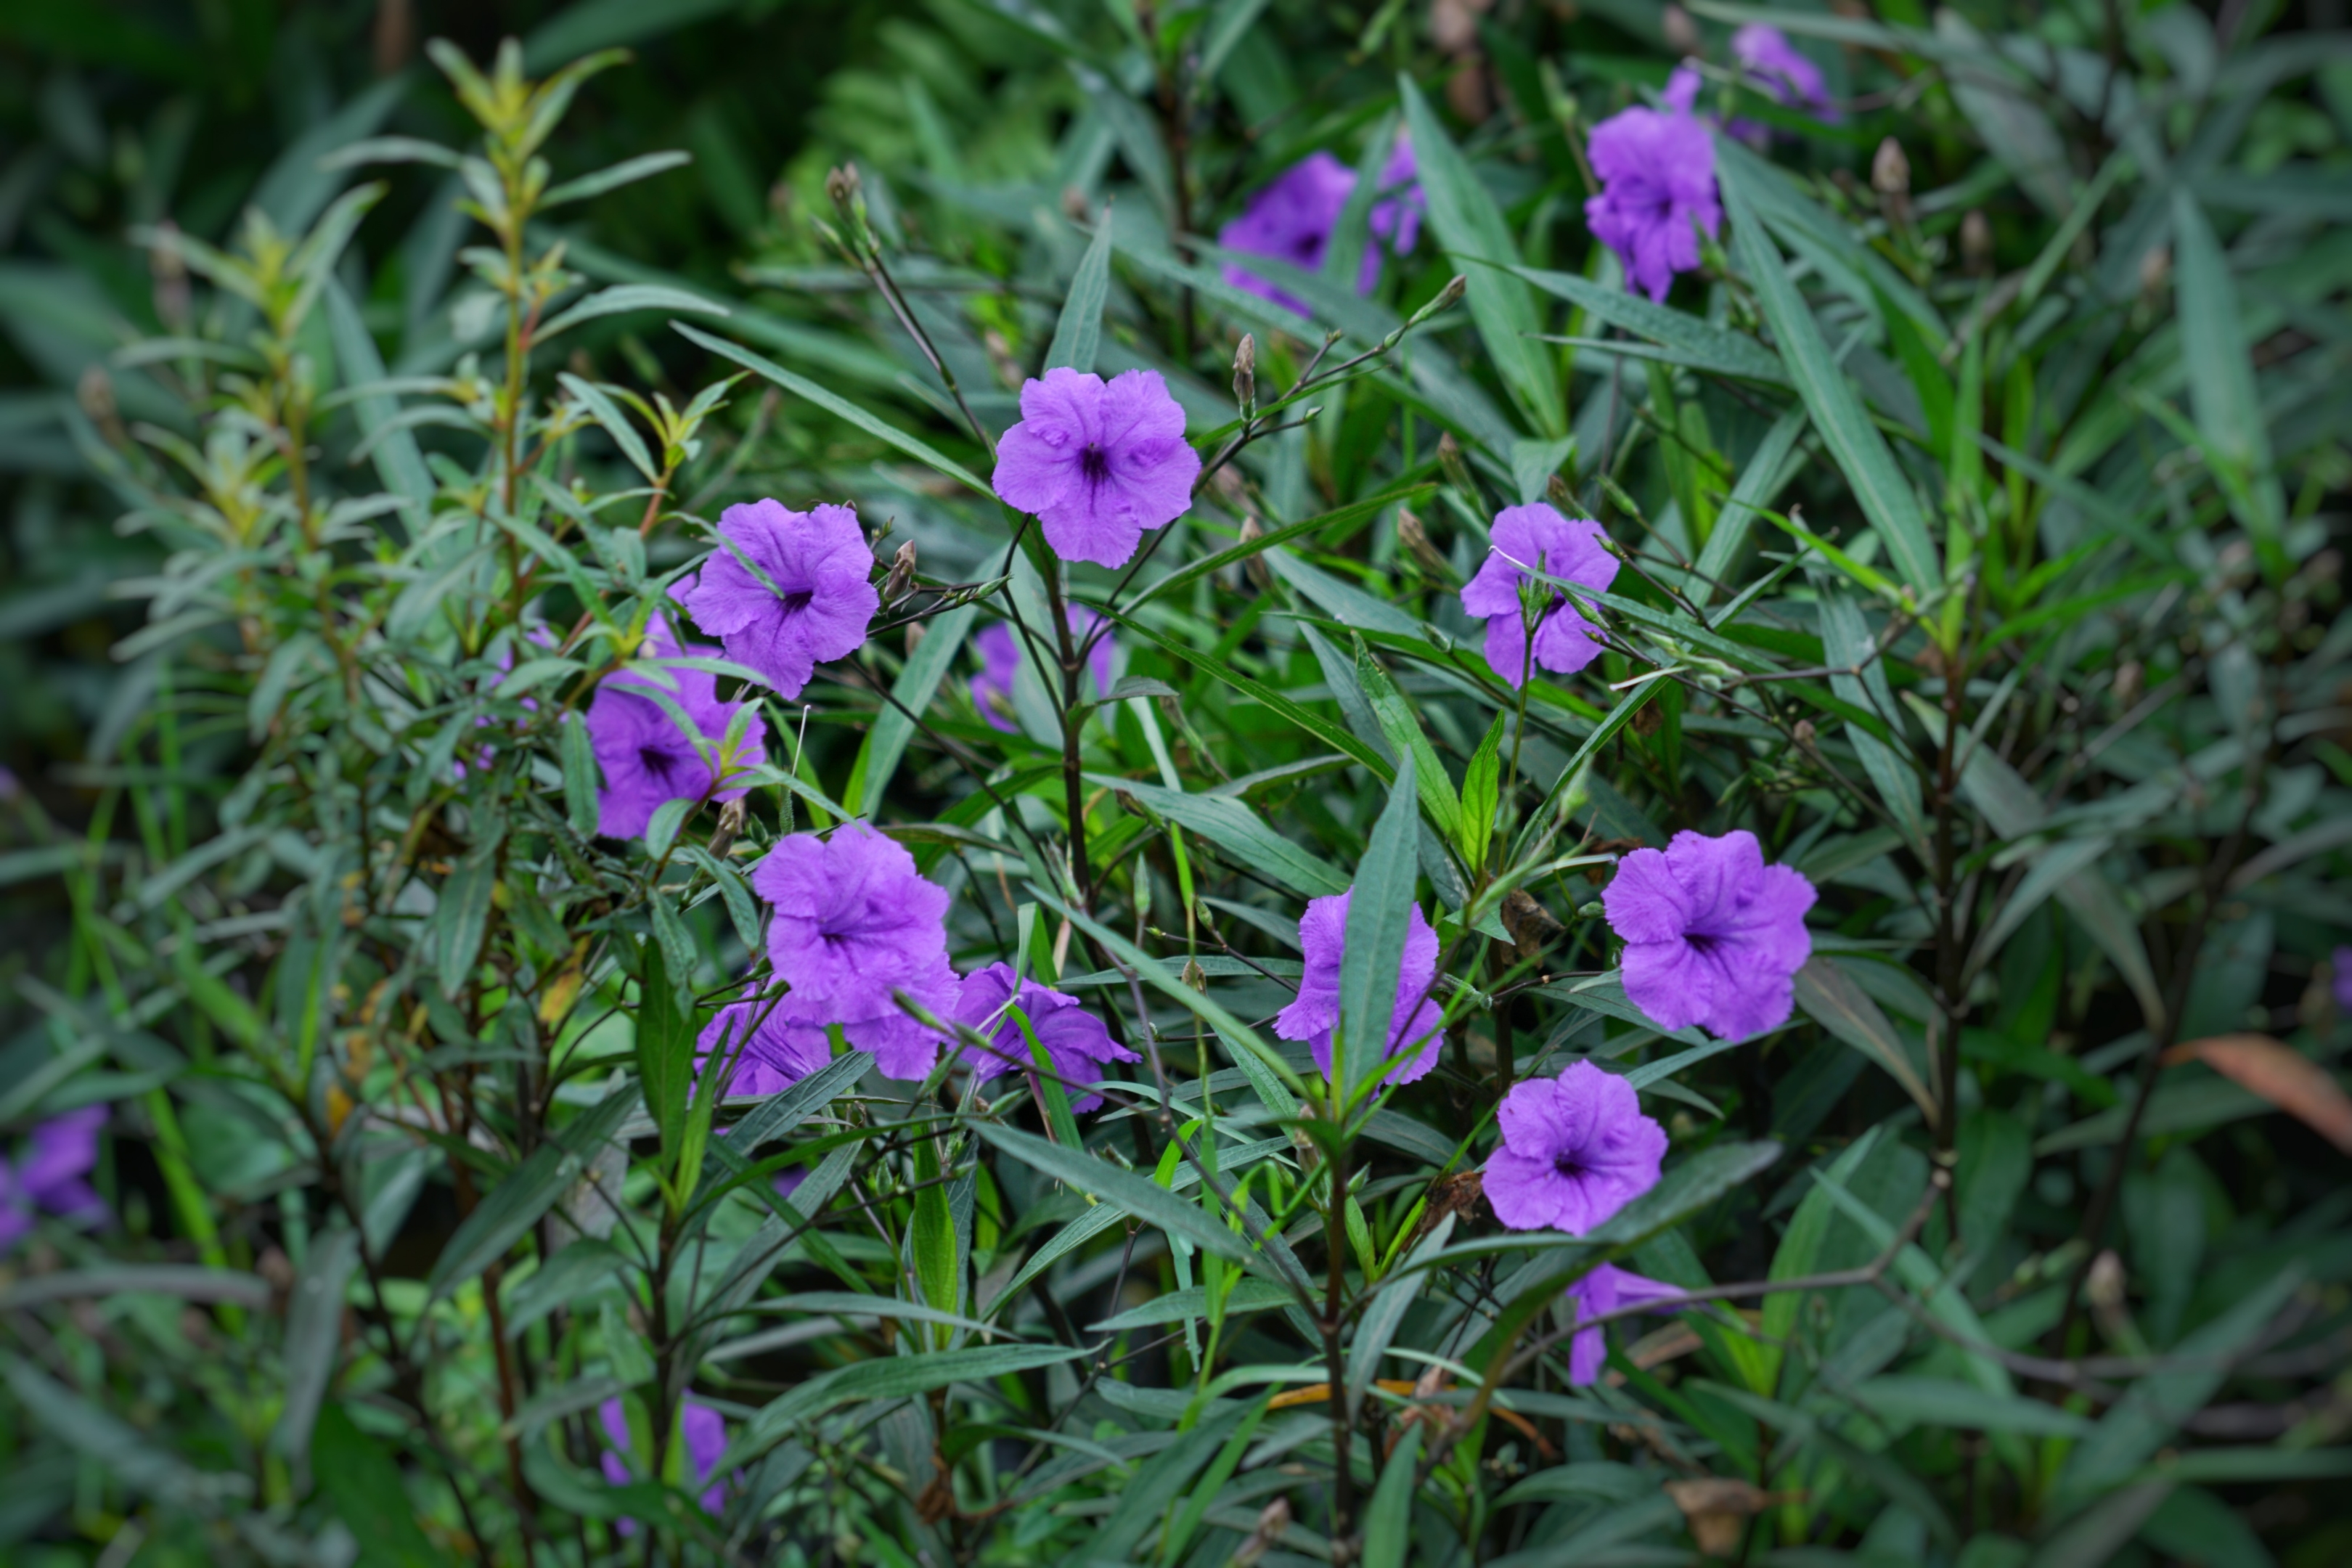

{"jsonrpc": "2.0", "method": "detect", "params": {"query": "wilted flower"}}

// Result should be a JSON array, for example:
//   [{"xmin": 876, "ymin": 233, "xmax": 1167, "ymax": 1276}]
[
  {"xmin": 1458, "ymin": 504, "xmax": 1620, "ymax": 688},
  {"xmin": 1585, "ymin": 90, "xmax": 1720, "ymax": 303},
  {"xmin": 1603, "ymin": 829, "xmax": 1816, "ymax": 1040},
  {"xmin": 585, "ymin": 619, "xmax": 767, "ymax": 841},
  {"xmin": 952, "ymin": 963, "xmax": 1138, "ymax": 1112},
  {"xmin": 598, "ymin": 1397, "xmax": 727, "ymax": 1528},
  {"xmin": 0, "ymin": 1106, "xmax": 110, "ymax": 1254},
  {"xmin": 677, "ymin": 498, "xmax": 878, "ymax": 698},
  {"xmin": 1484, "ymin": 1062, "xmax": 1666, "ymax": 1233},
  {"xmin": 1218, "ymin": 139, "xmax": 1424, "ymax": 313},
  {"xmin": 1561, "ymin": 1262, "xmax": 1683, "ymax": 1384},
  {"xmin": 749, "ymin": 822, "xmax": 958, "ymax": 1079},
  {"xmin": 1275, "ymin": 890, "xmax": 1445, "ymax": 1087},
  {"xmin": 991, "ymin": 368, "xmax": 1202, "ymax": 569},
  {"xmin": 969, "ymin": 611, "xmax": 1115, "ymax": 733},
  {"xmin": 1732, "ymin": 24, "xmax": 1834, "ymax": 118}
]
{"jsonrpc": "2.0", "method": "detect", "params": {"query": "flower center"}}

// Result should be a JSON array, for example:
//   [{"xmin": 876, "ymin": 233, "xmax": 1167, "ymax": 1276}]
[
  {"xmin": 1686, "ymin": 931, "xmax": 1720, "ymax": 955},
  {"xmin": 638, "ymin": 744, "xmax": 682, "ymax": 780},
  {"xmin": 1553, "ymin": 1151, "xmax": 1588, "ymax": 1180},
  {"xmin": 777, "ymin": 588, "xmax": 814, "ymax": 616},
  {"xmin": 1079, "ymin": 443, "xmax": 1111, "ymax": 483}
]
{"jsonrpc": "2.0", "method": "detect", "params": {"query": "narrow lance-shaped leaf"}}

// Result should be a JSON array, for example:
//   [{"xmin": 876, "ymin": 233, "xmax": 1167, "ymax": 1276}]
[
  {"xmin": 1045, "ymin": 205, "xmax": 1114, "ymax": 374},
  {"xmin": 1341, "ymin": 751, "xmax": 1418, "ymax": 1099}
]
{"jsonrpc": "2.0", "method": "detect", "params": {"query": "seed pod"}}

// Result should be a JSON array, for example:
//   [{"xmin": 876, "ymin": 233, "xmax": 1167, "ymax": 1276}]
[
  {"xmin": 1961, "ymin": 208, "xmax": 1993, "ymax": 274},
  {"xmin": 1663, "ymin": 5, "xmax": 1699, "ymax": 54},
  {"xmin": 882, "ymin": 538, "xmax": 918, "ymax": 605}
]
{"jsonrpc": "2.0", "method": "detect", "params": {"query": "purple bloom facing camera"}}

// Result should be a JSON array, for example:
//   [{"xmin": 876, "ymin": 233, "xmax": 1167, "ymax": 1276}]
[
  {"xmin": 952, "ymin": 963, "xmax": 1138, "ymax": 1112},
  {"xmin": 1275, "ymin": 889, "xmax": 1445, "ymax": 1087},
  {"xmin": 1584, "ymin": 94, "xmax": 1720, "ymax": 303},
  {"xmin": 749, "ymin": 822, "xmax": 958, "ymax": 1080},
  {"xmin": 585, "ymin": 619, "xmax": 767, "ymax": 841},
  {"xmin": 969, "ymin": 611, "xmax": 1115, "ymax": 734},
  {"xmin": 1485, "ymin": 1062, "xmax": 1666, "ymax": 1234},
  {"xmin": 677, "ymin": 498, "xmax": 878, "ymax": 699},
  {"xmin": 1219, "ymin": 139, "xmax": 1423, "ymax": 312},
  {"xmin": 0, "ymin": 1106, "xmax": 110, "ymax": 1255},
  {"xmin": 1604, "ymin": 829, "xmax": 1816, "ymax": 1041},
  {"xmin": 992, "ymin": 368, "xmax": 1201, "ymax": 569},
  {"xmin": 1458, "ymin": 504, "xmax": 1620, "ymax": 689}
]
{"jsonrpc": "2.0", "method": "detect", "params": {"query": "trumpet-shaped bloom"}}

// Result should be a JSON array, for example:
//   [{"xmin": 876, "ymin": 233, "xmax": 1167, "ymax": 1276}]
[
  {"xmin": 1604, "ymin": 829, "xmax": 1816, "ymax": 1040},
  {"xmin": 1561, "ymin": 1263, "xmax": 1683, "ymax": 1384},
  {"xmin": 970, "ymin": 610, "xmax": 1115, "ymax": 734},
  {"xmin": 991, "ymin": 368, "xmax": 1201, "ymax": 568},
  {"xmin": 1484, "ymin": 1063, "xmax": 1666, "ymax": 1233},
  {"xmin": 951, "ymin": 963, "xmax": 1138, "ymax": 1112},
  {"xmin": 698, "ymin": 986, "xmax": 828, "ymax": 1095},
  {"xmin": 1585, "ymin": 94, "xmax": 1720, "ymax": 303},
  {"xmin": 1219, "ymin": 138, "xmax": 1423, "ymax": 311},
  {"xmin": 1274, "ymin": 890, "xmax": 1445, "ymax": 1086},
  {"xmin": 677, "ymin": 498, "xmax": 878, "ymax": 698},
  {"xmin": 1734, "ymin": 24, "xmax": 1834, "ymax": 117},
  {"xmin": 1458, "ymin": 504, "xmax": 1620, "ymax": 688}
]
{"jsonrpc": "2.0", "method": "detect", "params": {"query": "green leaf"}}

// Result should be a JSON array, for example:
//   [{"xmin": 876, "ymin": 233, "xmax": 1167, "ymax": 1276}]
[
  {"xmin": 538, "ymin": 282, "xmax": 726, "ymax": 344},
  {"xmin": 970, "ymin": 1120, "xmax": 1291, "ymax": 1283},
  {"xmin": 1693, "ymin": 408, "xmax": 1808, "ymax": 595},
  {"xmin": 721, "ymin": 1342, "xmax": 1087, "ymax": 1470},
  {"xmin": 271, "ymin": 1227, "xmax": 359, "ymax": 1460},
  {"xmin": 1098, "ymin": 775, "xmax": 1348, "ymax": 899},
  {"xmin": 1046, "ymin": 208, "xmax": 1114, "ymax": 373},
  {"xmin": 1515, "ymin": 264, "xmax": 1789, "ymax": 385},
  {"xmin": 1853, "ymin": 1376, "xmax": 2096, "ymax": 1437},
  {"xmin": 1339, "ymin": 751, "xmax": 1421, "ymax": 1098},
  {"xmin": 433, "ymin": 848, "xmax": 499, "ymax": 1000},
  {"xmin": 634, "ymin": 937, "xmax": 696, "ymax": 1167},
  {"xmin": 849, "ymin": 603, "xmax": 976, "ymax": 818},
  {"xmin": 1792, "ymin": 955, "xmax": 1937, "ymax": 1119},
  {"xmin": 1102, "ymin": 608, "xmax": 1395, "ymax": 780},
  {"xmin": 311, "ymin": 1402, "xmax": 438, "ymax": 1568},
  {"xmin": 560, "ymin": 714, "xmax": 601, "ymax": 837},
  {"xmin": 1399, "ymin": 75, "xmax": 1563, "ymax": 436},
  {"xmin": 541, "ymin": 149, "xmax": 694, "ymax": 207},
  {"xmin": 910, "ymin": 1135, "xmax": 960, "ymax": 1324},
  {"xmin": 2171, "ymin": 187, "xmax": 2284, "ymax": 573},
  {"xmin": 673, "ymin": 322, "xmax": 992, "ymax": 499},
  {"xmin": 425, "ymin": 1090, "xmax": 638, "ymax": 1301},
  {"xmin": 1457, "ymin": 711, "xmax": 1506, "ymax": 870},
  {"xmin": 1719, "ymin": 162, "xmax": 1940, "ymax": 596},
  {"xmin": 1353, "ymin": 638, "xmax": 1463, "ymax": 842},
  {"xmin": 555, "ymin": 372, "xmax": 658, "ymax": 482},
  {"xmin": 1360, "ymin": 1426, "xmax": 1425, "ymax": 1568}
]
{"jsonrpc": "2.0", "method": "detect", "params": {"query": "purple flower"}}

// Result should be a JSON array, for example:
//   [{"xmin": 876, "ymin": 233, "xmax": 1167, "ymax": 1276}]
[
  {"xmin": 750, "ymin": 822, "xmax": 958, "ymax": 1079},
  {"xmin": 1219, "ymin": 139, "xmax": 1423, "ymax": 312},
  {"xmin": 992, "ymin": 369, "xmax": 1201, "ymax": 569},
  {"xmin": 2334, "ymin": 947, "xmax": 2352, "ymax": 1013},
  {"xmin": 969, "ymin": 611, "xmax": 1115, "ymax": 734},
  {"xmin": 0, "ymin": 764, "xmax": 20, "ymax": 801},
  {"xmin": 1274, "ymin": 890, "xmax": 1445, "ymax": 1087},
  {"xmin": 677, "ymin": 499, "xmax": 878, "ymax": 699},
  {"xmin": 1484, "ymin": 1063, "xmax": 1666, "ymax": 1233},
  {"xmin": 598, "ymin": 1397, "xmax": 727, "ymax": 1528},
  {"xmin": 1604, "ymin": 829, "xmax": 1816, "ymax": 1040},
  {"xmin": 1584, "ymin": 93, "xmax": 1720, "ymax": 303},
  {"xmin": 1458, "ymin": 504, "xmax": 1620, "ymax": 689},
  {"xmin": 586, "ymin": 619, "xmax": 767, "ymax": 841},
  {"xmin": 1561, "ymin": 1263, "xmax": 1683, "ymax": 1384},
  {"xmin": 1733, "ymin": 24, "xmax": 1835, "ymax": 118},
  {"xmin": 0, "ymin": 1106, "xmax": 110, "ymax": 1255},
  {"xmin": 952, "ymin": 963, "xmax": 1139, "ymax": 1112},
  {"xmin": 697, "ymin": 986, "xmax": 827, "ymax": 1095}
]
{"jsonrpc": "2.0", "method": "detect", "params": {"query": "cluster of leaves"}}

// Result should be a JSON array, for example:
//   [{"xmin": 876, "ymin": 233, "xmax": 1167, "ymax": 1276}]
[{"xmin": 4, "ymin": 1, "xmax": 2352, "ymax": 1567}]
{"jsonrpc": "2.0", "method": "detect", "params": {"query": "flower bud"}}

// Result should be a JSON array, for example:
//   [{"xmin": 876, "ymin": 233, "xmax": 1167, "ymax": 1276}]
[
  {"xmin": 1234, "ymin": 1498, "xmax": 1292, "ymax": 1567},
  {"xmin": 1871, "ymin": 137, "xmax": 1910, "ymax": 199},
  {"xmin": 825, "ymin": 163, "xmax": 861, "ymax": 212},
  {"xmin": 1792, "ymin": 718, "xmax": 1817, "ymax": 748},
  {"xmin": 1961, "ymin": 209, "xmax": 1992, "ymax": 274},
  {"xmin": 1662, "ymin": 5, "xmax": 1699, "ymax": 54},
  {"xmin": 1238, "ymin": 515, "xmax": 1273, "ymax": 591},
  {"xmin": 1437, "ymin": 430, "xmax": 1478, "ymax": 502},
  {"xmin": 905, "ymin": 621, "xmax": 927, "ymax": 656},
  {"xmin": 882, "ymin": 538, "xmax": 918, "ymax": 605},
  {"xmin": 1061, "ymin": 185, "xmax": 1092, "ymax": 224},
  {"xmin": 1232, "ymin": 332, "xmax": 1256, "ymax": 416},
  {"xmin": 1180, "ymin": 958, "xmax": 1207, "ymax": 992},
  {"xmin": 2138, "ymin": 244, "xmax": 2171, "ymax": 301},
  {"xmin": 1397, "ymin": 507, "xmax": 1450, "ymax": 578}
]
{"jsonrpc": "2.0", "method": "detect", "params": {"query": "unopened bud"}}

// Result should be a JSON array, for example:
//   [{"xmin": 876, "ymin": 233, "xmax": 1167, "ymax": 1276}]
[
  {"xmin": 1961, "ymin": 209, "xmax": 1992, "ymax": 274},
  {"xmin": 1061, "ymin": 185, "xmax": 1092, "ymax": 224},
  {"xmin": 1410, "ymin": 274, "xmax": 1469, "ymax": 329},
  {"xmin": 1437, "ymin": 430, "xmax": 1479, "ymax": 503},
  {"xmin": 2138, "ymin": 245, "xmax": 2171, "ymax": 300},
  {"xmin": 710, "ymin": 797, "xmax": 748, "ymax": 861},
  {"xmin": 1397, "ymin": 507, "xmax": 1449, "ymax": 577},
  {"xmin": 882, "ymin": 539, "xmax": 918, "ymax": 605},
  {"xmin": 1576, "ymin": 900, "xmax": 1604, "ymax": 920},
  {"xmin": 1238, "ymin": 515, "xmax": 1273, "ymax": 591},
  {"xmin": 76, "ymin": 364, "xmax": 117, "ymax": 428},
  {"xmin": 1662, "ymin": 4, "xmax": 1700, "ymax": 54},
  {"xmin": 1233, "ymin": 332, "xmax": 1256, "ymax": 415},
  {"xmin": 1234, "ymin": 1497, "xmax": 1292, "ymax": 1567},
  {"xmin": 1180, "ymin": 958, "xmax": 1207, "ymax": 992},
  {"xmin": 1871, "ymin": 138, "xmax": 1910, "ymax": 199},
  {"xmin": 905, "ymin": 621, "xmax": 927, "ymax": 656},
  {"xmin": 1792, "ymin": 718, "xmax": 1817, "ymax": 748},
  {"xmin": 2111, "ymin": 660, "xmax": 2142, "ymax": 711},
  {"xmin": 2087, "ymin": 1249, "xmax": 2126, "ymax": 1312},
  {"xmin": 825, "ymin": 163, "xmax": 861, "ymax": 211},
  {"xmin": 1545, "ymin": 471, "xmax": 1576, "ymax": 511}
]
